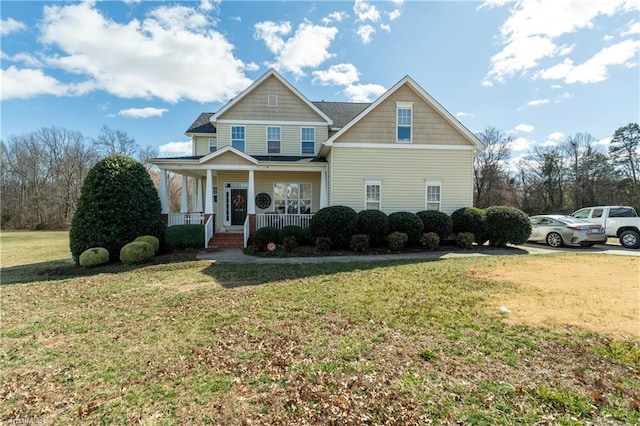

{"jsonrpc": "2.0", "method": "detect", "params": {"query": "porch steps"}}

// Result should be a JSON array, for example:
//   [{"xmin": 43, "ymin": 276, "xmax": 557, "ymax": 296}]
[{"xmin": 208, "ymin": 232, "xmax": 244, "ymax": 250}]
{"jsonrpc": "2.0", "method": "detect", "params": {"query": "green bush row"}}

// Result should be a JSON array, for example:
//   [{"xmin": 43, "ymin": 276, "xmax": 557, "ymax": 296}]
[{"xmin": 78, "ymin": 234, "xmax": 161, "ymax": 268}]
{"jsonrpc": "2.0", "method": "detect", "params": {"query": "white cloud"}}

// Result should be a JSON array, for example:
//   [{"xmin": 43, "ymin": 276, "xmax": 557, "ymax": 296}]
[
  {"xmin": 118, "ymin": 107, "xmax": 168, "ymax": 118},
  {"xmin": 35, "ymin": 2, "xmax": 250, "ymax": 103},
  {"xmin": 159, "ymin": 141, "xmax": 192, "ymax": 156},
  {"xmin": 551, "ymin": 84, "xmax": 563, "ymax": 89},
  {"xmin": 526, "ymin": 98, "xmax": 550, "ymax": 106},
  {"xmin": 199, "ymin": 0, "xmax": 221, "ymax": 12},
  {"xmin": 244, "ymin": 62, "xmax": 260, "ymax": 72},
  {"xmin": 389, "ymin": 9, "xmax": 401, "ymax": 21},
  {"xmin": 322, "ymin": 11, "xmax": 348, "ymax": 25},
  {"xmin": 356, "ymin": 24, "xmax": 376, "ymax": 44},
  {"xmin": 548, "ymin": 131, "xmax": 565, "ymax": 141},
  {"xmin": 540, "ymin": 140, "xmax": 558, "ymax": 147},
  {"xmin": 603, "ymin": 34, "xmax": 614, "ymax": 41},
  {"xmin": 536, "ymin": 39, "xmax": 640, "ymax": 83},
  {"xmin": 515, "ymin": 123, "xmax": 535, "ymax": 133},
  {"xmin": 484, "ymin": 0, "xmax": 640, "ymax": 84},
  {"xmin": 1, "ymin": 17, "xmax": 27, "ymax": 35},
  {"xmin": 1, "ymin": 66, "xmax": 71, "ymax": 100},
  {"xmin": 343, "ymin": 83, "xmax": 386, "ymax": 102},
  {"xmin": 508, "ymin": 136, "xmax": 533, "ymax": 152},
  {"xmin": 354, "ymin": 0, "xmax": 381, "ymax": 23},
  {"xmin": 2, "ymin": 52, "xmax": 42, "ymax": 67},
  {"xmin": 622, "ymin": 21, "xmax": 640, "ymax": 36},
  {"xmin": 312, "ymin": 63, "xmax": 360, "ymax": 86},
  {"xmin": 477, "ymin": 0, "xmax": 511, "ymax": 10},
  {"xmin": 255, "ymin": 21, "xmax": 338, "ymax": 76},
  {"xmin": 456, "ymin": 112, "xmax": 474, "ymax": 118},
  {"xmin": 596, "ymin": 137, "xmax": 613, "ymax": 147},
  {"xmin": 380, "ymin": 24, "xmax": 391, "ymax": 32}
]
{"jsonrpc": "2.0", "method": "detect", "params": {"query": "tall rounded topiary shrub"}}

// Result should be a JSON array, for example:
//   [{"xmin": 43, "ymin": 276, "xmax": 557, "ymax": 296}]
[
  {"xmin": 388, "ymin": 211, "xmax": 424, "ymax": 243},
  {"xmin": 451, "ymin": 207, "xmax": 487, "ymax": 245},
  {"xmin": 485, "ymin": 206, "xmax": 532, "ymax": 247},
  {"xmin": 309, "ymin": 206, "xmax": 357, "ymax": 249},
  {"xmin": 70, "ymin": 154, "xmax": 163, "ymax": 264},
  {"xmin": 416, "ymin": 210, "xmax": 453, "ymax": 242},
  {"xmin": 354, "ymin": 210, "xmax": 389, "ymax": 247}
]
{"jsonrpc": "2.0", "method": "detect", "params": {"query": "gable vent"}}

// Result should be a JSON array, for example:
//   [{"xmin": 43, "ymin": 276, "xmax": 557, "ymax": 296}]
[{"xmin": 267, "ymin": 94, "xmax": 278, "ymax": 107}]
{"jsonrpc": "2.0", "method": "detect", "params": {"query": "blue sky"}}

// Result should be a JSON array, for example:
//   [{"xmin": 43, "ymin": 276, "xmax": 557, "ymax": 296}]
[{"xmin": 2, "ymin": 0, "xmax": 639, "ymax": 165}]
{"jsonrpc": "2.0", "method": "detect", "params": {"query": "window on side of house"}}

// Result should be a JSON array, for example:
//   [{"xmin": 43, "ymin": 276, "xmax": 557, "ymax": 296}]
[
  {"xmin": 267, "ymin": 127, "xmax": 281, "ymax": 154},
  {"xmin": 426, "ymin": 181, "xmax": 441, "ymax": 211},
  {"xmin": 301, "ymin": 127, "xmax": 315, "ymax": 155},
  {"xmin": 268, "ymin": 94, "xmax": 278, "ymax": 107},
  {"xmin": 396, "ymin": 102, "xmax": 413, "ymax": 143},
  {"xmin": 365, "ymin": 181, "xmax": 381, "ymax": 210},
  {"xmin": 274, "ymin": 183, "xmax": 312, "ymax": 214},
  {"xmin": 209, "ymin": 138, "xmax": 217, "ymax": 153},
  {"xmin": 231, "ymin": 126, "xmax": 245, "ymax": 152}
]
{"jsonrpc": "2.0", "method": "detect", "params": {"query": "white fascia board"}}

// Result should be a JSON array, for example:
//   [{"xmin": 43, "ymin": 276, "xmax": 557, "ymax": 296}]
[
  {"xmin": 332, "ymin": 142, "xmax": 475, "ymax": 150},
  {"xmin": 198, "ymin": 145, "xmax": 259, "ymax": 165},
  {"xmin": 216, "ymin": 119, "xmax": 328, "ymax": 127}
]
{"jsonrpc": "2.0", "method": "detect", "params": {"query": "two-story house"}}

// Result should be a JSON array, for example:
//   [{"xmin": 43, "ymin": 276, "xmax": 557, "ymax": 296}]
[{"xmin": 149, "ymin": 69, "xmax": 484, "ymax": 248}]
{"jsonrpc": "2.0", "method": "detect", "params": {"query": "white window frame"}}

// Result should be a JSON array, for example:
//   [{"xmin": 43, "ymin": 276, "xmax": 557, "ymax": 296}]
[
  {"xmin": 301, "ymin": 127, "xmax": 315, "ymax": 155},
  {"xmin": 209, "ymin": 138, "xmax": 217, "ymax": 153},
  {"xmin": 396, "ymin": 101, "xmax": 413, "ymax": 143},
  {"xmin": 365, "ymin": 180, "xmax": 382, "ymax": 210},
  {"xmin": 273, "ymin": 182, "xmax": 312, "ymax": 214},
  {"xmin": 230, "ymin": 126, "xmax": 245, "ymax": 152},
  {"xmin": 266, "ymin": 126, "xmax": 281, "ymax": 154},
  {"xmin": 267, "ymin": 94, "xmax": 278, "ymax": 107},
  {"xmin": 425, "ymin": 181, "xmax": 441, "ymax": 211}
]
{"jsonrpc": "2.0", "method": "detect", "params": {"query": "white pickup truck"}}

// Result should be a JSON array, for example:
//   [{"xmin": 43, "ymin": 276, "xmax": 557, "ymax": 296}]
[{"xmin": 571, "ymin": 206, "xmax": 640, "ymax": 249}]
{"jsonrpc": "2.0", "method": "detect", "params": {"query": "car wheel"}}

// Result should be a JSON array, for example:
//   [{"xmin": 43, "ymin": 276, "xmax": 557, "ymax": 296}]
[
  {"xmin": 619, "ymin": 230, "xmax": 640, "ymax": 249},
  {"xmin": 546, "ymin": 232, "xmax": 563, "ymax": 248}
]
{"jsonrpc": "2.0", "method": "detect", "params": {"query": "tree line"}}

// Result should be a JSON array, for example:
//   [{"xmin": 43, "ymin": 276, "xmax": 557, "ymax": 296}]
[{"xmin": 1, "ymin": 123, "xmax": 638, "ymax": 230}]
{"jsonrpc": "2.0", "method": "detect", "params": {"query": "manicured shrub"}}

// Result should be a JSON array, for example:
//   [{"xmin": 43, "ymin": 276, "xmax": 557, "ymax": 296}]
[
  {"xmin": 416, "ymin": 210, "xmax": 452, "ymax": 242},
  {"xmin": 420, "ymin": 232, "xmax": 440, "ymax": 250},
  {"xmin": 282, "ymin": 236, "xmax": 298, "ymax": 253},
  {"xmin": 456, "ymin": 232, "xmax": 474, "ymax": 249},
  {"xmin": 388, "ymin": 212, "xmax": 424, "ymax": 243},
  {"xmin": 451, "ymin": 207, "xmax": 487, "ymax": 245},
  {"xmin": 69, "ymin": 154, "xmax": 163, "ymax": 264},
  {"xmin": 78, "ymin": 247, "xmax": 109, "ymax": 268},
  {"xmin": 309, "ymin": 206, "xmax": 357, "ymax": 249},
  {"xmin": 350, "ymin": 234, "xmax": 370, "ymax": 253},
  {"xmin": 354, "ymin": 210, "xmax": 389, "ymax": 247},
  {"xmin": 485, "ymin": 206, "xmax": 532, "ymax": 246},
  {"xmin": 164, "ymin": 224, "xmax": 204, "ymax": 251},
  {"xmin": 315, "ymin": 237, "xmax": 332, "ymax": 252},
  {"xmin": 387, "ymin": 231, "xmax": 408, "ymax": 252},
  {"xmin": 134, "ymin": 235, "xmax": 160, "ymax": 254},
  {"xmin": 254, "ymin": 226, "xmax": 280, "ymax": 251},
  {"xmin": 119, "ymin": 241, "xmax": 155, "ymax": 265},
  {"xmin": 279, "ymin": 225, "xmax": 305, "ymax": 245}
]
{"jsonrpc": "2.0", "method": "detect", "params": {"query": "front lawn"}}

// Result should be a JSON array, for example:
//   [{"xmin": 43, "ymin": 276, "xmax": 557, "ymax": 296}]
[{"xmin": 1, "ymin": 231, "xmax": 638, "ymax": 424}]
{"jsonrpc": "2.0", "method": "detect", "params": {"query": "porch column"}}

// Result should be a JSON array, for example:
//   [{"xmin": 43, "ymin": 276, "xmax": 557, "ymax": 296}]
[
  {"xmin": 159, "ymin": 169, "xmax": 169, "ymax": 214},
  {"xmin": 320, "ymin": 169, "xmax": 328, "ymax": 209},
  {"xmin": 247, "ymin": 169, "xmax": 256, "ymax": 214},
  {"xmin": 195, "ymin": 178, "xmax": 203, "ymax": 212},
  {"xmin": 205, "ymin": 169, "xmax": 214, "ymax": 214},
  {"xmin": 180, "ymin": 175, "xmax": 189, "ymax": 213}
]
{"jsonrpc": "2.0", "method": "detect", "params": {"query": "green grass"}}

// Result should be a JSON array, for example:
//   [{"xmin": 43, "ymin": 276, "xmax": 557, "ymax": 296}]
[{"xmin": 1, "ymin": 231, "xmax": 638, "ymax": 424}]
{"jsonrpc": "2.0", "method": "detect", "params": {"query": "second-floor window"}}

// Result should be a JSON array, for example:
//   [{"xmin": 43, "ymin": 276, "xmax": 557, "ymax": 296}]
[
  {"xmin": 301, "ymin": 127, "xmax": 315, "ymax": 155},
  {"xmin": 231, "ymin": 126, "xmax": 245, "ymax": 152},
  {"xmin": 267, "ymin": 127, "xmax": 281, "ymax": 154},
  {"xmin": 209, "ymin": 138, "xmax": 217, "ymax": 153},
  {"xmin": 397, "ymin": 102, "xmax": 413, "ymax": 143}
]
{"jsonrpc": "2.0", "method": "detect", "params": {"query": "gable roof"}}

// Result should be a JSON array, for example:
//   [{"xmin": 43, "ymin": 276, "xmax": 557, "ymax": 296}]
[
  {"xmin": 211, "ymin": 69, "xmax": 333, "ymax": 125},
  {"xmin": 199, "ymin": 145, "xmax": 258, "ymax": 165},
  {"xmin": 312, "ymin": 101, "xmax": 370, "ymax": 129},
  {"xmin": 323, "ymin": 76, "xmax": 484, "ymax": 150},
  {"xmin": 186, "ymin": 112, "xmax": 216, "ymax": 135}
]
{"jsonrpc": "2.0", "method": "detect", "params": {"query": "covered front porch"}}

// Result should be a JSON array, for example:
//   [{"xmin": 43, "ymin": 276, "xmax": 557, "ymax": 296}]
[{"xmin": 153, "ymin": 147, "xmax": 327, "ymax": 248}]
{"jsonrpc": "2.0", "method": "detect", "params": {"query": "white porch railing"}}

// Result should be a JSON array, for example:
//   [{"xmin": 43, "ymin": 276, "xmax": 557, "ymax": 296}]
[
  {"xmin": 204, "ymin": 215, "xmax": 213, "ymax": 248},
  {"xmin": 168, "ymin": 213, "xmax": 204, "ymax": 226},
  {"xmin": 243, "ymin": 216, "xmax": 250, "ymax": 248},
  {"xmin": 256, "ymin": 214, "xmax": 313, "ymax": 230}
]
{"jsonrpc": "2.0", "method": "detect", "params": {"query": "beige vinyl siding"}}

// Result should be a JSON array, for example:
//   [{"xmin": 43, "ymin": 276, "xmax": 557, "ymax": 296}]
[
  {"xmin": 195, "ymin": 137, "xmax": 217, "ymax": 156},
  {"xmin": 219, "ymin": 75, "xmax": 326, "ymax": 122},
  {"xmin": 216, "ymin": 123, "xmax": 328, "ymax": 156},
  {"xmin": 335, "ymin": 84, "xmax": 470, "ymax": 146},
  {"xmin": 330, "ymin": 147, "xmax": 473, "ymax": 214}
]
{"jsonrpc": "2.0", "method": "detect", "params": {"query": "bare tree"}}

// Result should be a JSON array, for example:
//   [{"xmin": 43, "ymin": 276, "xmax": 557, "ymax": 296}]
[
  {"xmin": 473, "ymin": 126, "xmax": 512, "ymax": 208},
  {"xmin": 609, "ymin": 123, "xmax": 640, "ymax": 206},
  {"xmin": 93, "ymin": 125, "xmax": 139, "ymax": 158}
]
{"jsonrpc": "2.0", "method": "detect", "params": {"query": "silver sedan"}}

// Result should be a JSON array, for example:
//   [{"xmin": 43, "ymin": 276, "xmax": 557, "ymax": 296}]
[{"xmin": 528, "ymin": 215, "xmax": 607, "ymax": 248}]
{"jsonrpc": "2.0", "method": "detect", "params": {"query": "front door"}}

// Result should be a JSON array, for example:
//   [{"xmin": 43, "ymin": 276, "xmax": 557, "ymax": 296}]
[{"xmin": 230, "ymin": 188, "xmax": 247, "ymax": 225}]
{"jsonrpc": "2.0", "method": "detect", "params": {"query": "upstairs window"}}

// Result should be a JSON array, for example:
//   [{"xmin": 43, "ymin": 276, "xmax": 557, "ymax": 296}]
[
  {"xmin": 267, "ymin": 127, "xmax": 281, "ymax": 154},
  {"xmin": 231, "ymin": 126, "xmax": 245, "ymax": 152},
  {"xmin": 301, "ymin": 127, "xmax": 315, "ymax": 155},
  {"xmin": 426, "ymin": 182, "xmax": 441, "ymax": 211},
  {"xmin": 209, "ymin": 138, "xmax": 217, "ymax": 153},
  {"xmin": 268, "ymin": 94, "xmax": 278, "ymax": 107},
  {"xmin": 365, "ymin": 181, "xmax": 381, "ymax": 210},
  {"xmin": 397, "ymin": 102, "xmax": 413, "ymax": 143}
]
